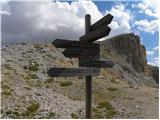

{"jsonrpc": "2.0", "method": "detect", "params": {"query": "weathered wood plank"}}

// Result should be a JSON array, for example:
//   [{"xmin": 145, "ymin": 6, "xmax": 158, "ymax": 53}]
[
  {"xmin": 62, "ymin": 48, "xmax": 100, "ymax": 59},
  {"xmin": 47, "ymin": 68, "xmax": 100, "ymax": 77},
  {"xmin": 79, "ymin": 59, "xmax": 114, "ymax": 68},
  {"xmin": 91, "ymin": 24, "xmax": 108, "ymax": 33},
  {"xmin": 52, "ymin": 39, "xmax": 99, "ymax": 49},
  {"xmin": 91, "ymin": 14, "xmax": 113, "ymax": 31},
  {"xmin": 79, "ymin": 26, "xmax": 111, "ymax": 43}
]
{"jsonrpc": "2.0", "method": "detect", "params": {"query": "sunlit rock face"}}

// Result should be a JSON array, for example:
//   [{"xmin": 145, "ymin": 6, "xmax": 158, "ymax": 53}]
[
  {"xmin": 107, "ymin": 33, "xmax": 147, "ymax": 73},
  {"xmin": 148, "ymin": 65, "xmax": 159, "ymax": 84}
]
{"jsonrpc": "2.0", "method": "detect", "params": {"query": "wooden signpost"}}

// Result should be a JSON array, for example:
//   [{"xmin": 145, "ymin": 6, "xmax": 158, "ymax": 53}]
[{"xmin": 47, "ymin": 13, "xmax": 114, "ymax": 119}]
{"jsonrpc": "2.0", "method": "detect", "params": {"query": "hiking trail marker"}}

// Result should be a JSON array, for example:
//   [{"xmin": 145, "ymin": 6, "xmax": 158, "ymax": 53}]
[{"xmin": 47, "ymin": 13, "xmax": 114, "ymax": 119}]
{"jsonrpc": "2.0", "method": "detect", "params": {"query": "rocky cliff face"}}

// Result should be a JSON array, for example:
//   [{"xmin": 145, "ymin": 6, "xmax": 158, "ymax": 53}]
[
  {"xmin": 100, "ymin": 33, "xmax": 158, "ymax": 86},
  {"xmin": 106, "ymin": 33, "xmax": 147, "ymax": 72},
  {"xmin": 147, "ymin": 65, "xmax": 159, "ymax": 84},
  {"xmin": 102, "ymin": 33, "xmax": 159, "ymax": 84}
]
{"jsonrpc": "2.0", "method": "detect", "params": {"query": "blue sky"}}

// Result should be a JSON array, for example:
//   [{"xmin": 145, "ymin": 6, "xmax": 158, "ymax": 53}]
[{"xmin": 1, "ymin": 0, "xmax": 159, "ymax": 66}]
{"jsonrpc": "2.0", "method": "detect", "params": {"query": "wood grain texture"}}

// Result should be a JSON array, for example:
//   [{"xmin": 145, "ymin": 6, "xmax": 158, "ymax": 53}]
[
  {"xmin": 62, "ymin": 47, "xmax": 100, "ymax": 59},
  {"xmin": 79, "ymin": 26, "xmax": 111, "ymax": 43},
  {"xmin": 79, "ymin": 59, "xmax": 114, "ymax": 68},
  {"xmin": 47, "ymin": 68, "xmax": 100, "ymax": 77},
  {"xmin": 52, "ymin": 39, "xmax": 99, "ymax": 49},
  {"xmin": 90, "ymin": 14, "xmax": 113, "ymax": 31}
]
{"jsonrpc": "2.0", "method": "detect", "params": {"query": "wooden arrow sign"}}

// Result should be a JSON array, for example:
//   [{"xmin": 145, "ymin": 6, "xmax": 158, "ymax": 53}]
[
  {"xmin": 90, "ymin": 13, "xmax": 113, "ymax": 31},
  {"xmin": 47, "ymin": 68, "xmax": 100, "ymax": 77},
  {"xmin": 79, "ymin": 59, "xmax": 114, "ymax": 68},
  {"xmin": 79, "ymin": 13, "xmax": 113, "ymax": 43},
  {"xmin": 62, "ymin": 48, "xmax": 100, "ymax": 59},
  {"xmin": 52, "ymin": 39, "xmax": 99, "ymax": 49},
  {"xmin": 79, "ymin": 26, "xmax": 111, "ymax": 43}
]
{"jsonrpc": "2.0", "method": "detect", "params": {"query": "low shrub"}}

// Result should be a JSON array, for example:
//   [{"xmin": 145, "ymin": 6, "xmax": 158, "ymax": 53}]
[
  {"xmin": 71, "ymin": 113, "xmax": 78, "ymax": 119},
  {"xmin": 60, "ymin": 81, "xmax": 73, "ymax": 87},
  {"xmin": 107, "ymin": 87, "xmax": 118, "ymax": 91}
]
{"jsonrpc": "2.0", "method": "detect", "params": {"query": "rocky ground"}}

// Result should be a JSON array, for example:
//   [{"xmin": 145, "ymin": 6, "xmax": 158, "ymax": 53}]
[{"xmin": 1, "ymin": 33, "xmax": 159, "ymax": 119}]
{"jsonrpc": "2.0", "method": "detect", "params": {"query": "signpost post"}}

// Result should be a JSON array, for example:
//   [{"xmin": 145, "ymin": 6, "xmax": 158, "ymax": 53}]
[
  {"xmin": 47, "ymin": 13, "xmax": 113, "ymax": 119},
  {"xmin": 84, "ymin": 15, "xmax": 92, "ymax": 119}
]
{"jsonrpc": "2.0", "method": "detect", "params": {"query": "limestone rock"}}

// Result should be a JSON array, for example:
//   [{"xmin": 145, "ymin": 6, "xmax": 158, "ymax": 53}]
[
  {"xmin": 147, "ymin": 65, "xmax": 159, "ymax": 84},
  {"xmin": 107, "ymin": 33, "xmax": 147, "ymax": 72}
]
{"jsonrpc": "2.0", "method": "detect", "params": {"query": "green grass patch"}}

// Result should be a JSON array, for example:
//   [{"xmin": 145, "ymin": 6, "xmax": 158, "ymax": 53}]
[
  {"xmin": 71, "ymin": 96, "xmax": 83, "ymax": 101},
  {"xmin": 45, "ymin": 84, "xmax": 50, "ymax": 89},
  {"xmin": 97, "ymin": 100, "xmax": 112, "ymax": 109},
  {"xmin": 28, "ymin": 66, "xmax": 39, "ymax": 71},
  {"xmin": 97, "ymin": 100, "xmax": 118, "ymax": 119},
  {"xmin": 1, "ymin": 84, "xmax": 13, "ymax": 96},
  {"xmin": 35, "ymin": 93, "xmax": 41, "ymax": 96},
  {"xmin": 107, "ymin": 87, "xmax": 118, "ymax": 91},
  {"xmin": 46, "ymin": 54, "xmax": 52, "ymax": 58},
  {"xmin": 24, "ymin": 86, "xmax": 32, "ymax": 90},
  {"xmin": 2, "ymin": 89, "xmax": 13, "ymax": 96},
  {"xmin": 26, "ymin": 100, "xmax": 39, "ymax": 113},
  {"xmin": 6, "ymin": 59, "xmax": 12, "ymax": 62},
  {"xmin": 1, "ymin": 109, "xmax": 4, "ymax": 114},
  {"xmin": 123, "ymin": 96, "xmax": 134, "ymax": 100},
  {"xmin": 60, "ymin": 80, "xmax": 73, "ymax": 87},
  {"xmin": 10, "ymin": 111, "xmax": 21, "ymax": 118},
  {"xmin": 6, "ymin": 110, "xmax": 12, "ymax": 115},
  {"xmin": 3, "ymin": 72, "xmax": 10, "ymax": 75},
  {"xmin": 24, "ymin": 76, "xmax": 30, "ymax": 80},
  {"xmin": 4, "ymin": 109, "xmax": 21, "ymax": 118},
  {"xmin": 45, "ymin": 78, "xmax": 53, "ymax": 84},
  {"xmin": 71, "ymin": 113, "xmax": 78, "ymax": 119},
  {"xmin": 48, "ymin": 112, "xmax": 56, "ymax": 118},
  {"xmin": 34, "ymin": 81, "xmax": 43, "ymax": 88},
  {"xmin": 4, "ymin": 64, "xmax": 13, "ymax": 69},
  {"xmin": 28, "ymin": 81, "xmax": 42, "ymax": 88},
  {"xmin": 26, "ymin": 50, "xmax": 33, "ymax": 53},
  {"xmin": 34, "ymin": 44, "xmax": 43, "ymax": 50},
  {"xmin": 28, "ymin": 62, "xmax": 39, "ymax": 71},
  {"xmin": 30, "ymin": 74, "xmax": 38, "ymax": 79},
  {"xmin": 22, "ymin": 52, "xmax": 26, "ymax": 54},
  {"xmin": 92, "ymin": 107, "xmax": 101, "ymax": 119},
  {"xmin": 106, "ymin": 109, "xmax": 118, "ymax": 118}
]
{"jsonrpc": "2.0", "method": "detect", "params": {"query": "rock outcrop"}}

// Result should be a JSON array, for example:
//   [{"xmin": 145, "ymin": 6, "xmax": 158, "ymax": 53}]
[
  {"xmin": 148, "ymin": 65, "xmax": 159, "ymax": 84},
  {"xmin": 100, "ymin": 33, "xmax": 158, "ymax": 86},
  {"xmin": 107, "ymin": 33, "xmax": 147, "ymax": 73}
]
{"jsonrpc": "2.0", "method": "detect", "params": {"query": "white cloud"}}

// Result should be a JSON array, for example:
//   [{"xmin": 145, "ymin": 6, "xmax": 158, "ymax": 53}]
[
  {"xmin": 146, "ymin": 45, "xmax": 159, "ymax": 58},
  {"xmin": 146, "ymin": 50, "xmax": 154, "ymax": 55},
  {"xmin": 147, "ymin": 46, "xmax": 159, "ymax": 66},
  {"xmin": 2, "ymin": 1, "xmax": 134, "ymax": 44},
  {"xmin": 148, "ymin": 57, "xmax": 159, "ymax": 67},
  {"xmin": 153, "ymin": 46, "xmax": 159, "ymax": 51},
  {"xmin": 131, "ymin": 1, "xmax": 159, "ymax": 34},
  {"xmin": 148, "ymin": 62, "xmax": 157, "ymax": 66},
  {"xmin": 2, "ymin": 1, "xmax": 103, "ymax": 44},
  {"xmin": 154, "ymin": 57, "xmax": 159, "ymax": 66},
  {"xmin": 0, "ymin": 1, "xmax": 11, "ymax": 15},
  {"xmin": 105, "ymin": 4, "xmax": 132, "ymax": 38},
  {"xmin": 135, "ymin": 19, "xmax": 158, "ymax": 34},
  {"xmin": 132, "ymin": 0, "xmax": 160, "ymax": 18}
]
